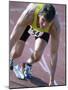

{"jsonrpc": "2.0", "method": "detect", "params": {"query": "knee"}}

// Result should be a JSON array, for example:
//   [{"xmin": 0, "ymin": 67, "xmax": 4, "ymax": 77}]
[
  {"xmin": 10, "ymin": 46, "xmax": 22, "ymax": 59},
  {"xmin": 10, "ymin": 40, "xmax": 25, "ymax": 59},
  {"xmin": 14, "ymin": 50, "xmax": 22, "ymax": 58}
]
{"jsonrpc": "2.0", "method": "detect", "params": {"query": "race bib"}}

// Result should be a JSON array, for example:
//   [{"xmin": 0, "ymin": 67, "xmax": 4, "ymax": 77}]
[{"xmin": 28, "ymin": 28, "xmax": 44, "ymax": 37}]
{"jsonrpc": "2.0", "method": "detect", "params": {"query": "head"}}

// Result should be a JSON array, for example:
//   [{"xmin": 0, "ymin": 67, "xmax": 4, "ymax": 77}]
[{"xmin": 38, "ymin": 4, "xmax": 56, "ymax": 28}]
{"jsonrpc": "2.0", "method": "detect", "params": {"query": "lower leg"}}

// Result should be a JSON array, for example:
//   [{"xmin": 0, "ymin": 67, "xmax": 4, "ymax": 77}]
[
  {"xmin": 9, "ymin": 50, "xmax": 21, "ymax": 70},
  {"xmin": 27, "ymin": 38, "xmax": 47, "ymax": 65},
  {"xmin": 10, "ymin": 40, "xmax": 25, "ymax": 70},
  {"xmin": 26, "ymin": 52, "xmax": 41, "ymax": 65},
  {"xmin": 22, "ymin": 52, "xmax": 41, "ymax": 79},
  {"xmin": 23, "ymin": 38, "xmax": 47, "ymax": 79}
]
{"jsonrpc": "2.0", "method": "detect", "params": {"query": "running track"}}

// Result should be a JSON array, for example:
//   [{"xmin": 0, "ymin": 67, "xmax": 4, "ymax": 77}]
[{"xmin": 9, "ymin": 1, "xmax": 66, "ymax": 89}]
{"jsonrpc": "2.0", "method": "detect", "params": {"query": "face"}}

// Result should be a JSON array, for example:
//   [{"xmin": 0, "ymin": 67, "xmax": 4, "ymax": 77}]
[{"xmin": 39, "ymin": 15, "xmax": 49, "ymax": 29}]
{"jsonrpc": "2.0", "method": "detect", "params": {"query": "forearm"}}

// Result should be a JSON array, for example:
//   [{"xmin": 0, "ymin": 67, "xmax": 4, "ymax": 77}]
[
  {"xmin": 50, "ymin": 53, "xmax": 58, "ymax": 79},
  {"xmin": 50, "ymin": 35, "xmax": 58, "ymax": 81}
]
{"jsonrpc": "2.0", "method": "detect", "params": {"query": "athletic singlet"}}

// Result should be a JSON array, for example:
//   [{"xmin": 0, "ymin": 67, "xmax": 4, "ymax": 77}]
[{"xmin": 31, "ymin": 4, "xmax": 52, "ymax": 33}]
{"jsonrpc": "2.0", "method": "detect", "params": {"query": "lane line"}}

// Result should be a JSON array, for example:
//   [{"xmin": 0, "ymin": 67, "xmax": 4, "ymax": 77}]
[
  {"xmin": 29, "ymin": 48, "xmax": 49, "ymax": 73},
  {"xmin": 41, "ymin": 55, "xmax": 58, "ymax": 85},
  {"xmin": 39, "ymin": 62, "xmax": 50, "ymax": 73},
  {"xmin": 41, "ymin": 55, "xmax": 50, "ymax": 74}
]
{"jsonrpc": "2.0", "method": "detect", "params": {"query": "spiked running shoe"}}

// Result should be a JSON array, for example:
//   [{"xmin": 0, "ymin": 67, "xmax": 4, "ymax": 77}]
[
  {"xmin": 13, "ymin": 63, "xmax": 32, "ymax": 80},
  {"xmin": 22, "ymin": 63, "xmax": 32, "ymax": 80}
]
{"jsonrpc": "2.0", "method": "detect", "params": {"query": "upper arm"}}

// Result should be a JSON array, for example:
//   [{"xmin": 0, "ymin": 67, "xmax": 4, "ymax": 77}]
[
  {"xmin": 17, "ymin": 3, "xmax": 36, "ymax": 26},
  {"xmin": 50, "ymin": 24, "xmax": 60, "ymax": 54}
]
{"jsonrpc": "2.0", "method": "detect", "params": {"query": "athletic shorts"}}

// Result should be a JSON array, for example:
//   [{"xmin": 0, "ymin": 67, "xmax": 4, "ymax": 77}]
[{"xmin": 20, "ymin": 25, "xmax": 50, "ymax": 43}]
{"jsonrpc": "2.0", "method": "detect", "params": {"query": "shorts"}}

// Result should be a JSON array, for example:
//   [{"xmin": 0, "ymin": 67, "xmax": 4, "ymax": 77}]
[{"xmin": 20, "ymin": 25, "xmax": 50, "ymax": 43}]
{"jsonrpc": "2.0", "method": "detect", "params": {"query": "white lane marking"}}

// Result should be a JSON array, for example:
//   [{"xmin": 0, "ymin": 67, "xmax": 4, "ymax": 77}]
[
  {"xmin": 39, "ymin": 61, "xmax": 50, "ymax": 73},
  {"xmin": 41, "ymin": 55, "xmax": 58, "ymax": 85},
  {"xmin": 41, "ymin": 55, "xmax": 50, "ymax": 75},
  {"xmin": 29, "ymin": 48, "xmax": 58, "ymax": 85},
  {"xmin": 29, "ymin": 48, "xmax": 33, "ymax": 53},
  {"xmin": 29, "ymin": 48, "xmax": 49, "ymax": 73}
]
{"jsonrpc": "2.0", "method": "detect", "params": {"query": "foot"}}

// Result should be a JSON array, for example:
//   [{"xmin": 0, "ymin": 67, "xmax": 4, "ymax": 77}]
[
  {"xmin": 22, "ymin": 63, "xmax": 32, "ymax": 80},
  {"xmin": 13, "ymin": 64, "xmax": 25, "ymax": 79},
  {"xmin": 49, "ymin": 81, "xmax": 54, "ymax": 86},
  {"xmin": 13, "ymin": 63, "xmax": 32, "ymax": 80}
]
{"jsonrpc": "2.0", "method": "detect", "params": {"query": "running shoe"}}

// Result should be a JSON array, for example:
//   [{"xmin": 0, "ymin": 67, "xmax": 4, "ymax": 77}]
[{"xmin": 22, "ymin": 63, "xmax": 32, "ymax": 80}]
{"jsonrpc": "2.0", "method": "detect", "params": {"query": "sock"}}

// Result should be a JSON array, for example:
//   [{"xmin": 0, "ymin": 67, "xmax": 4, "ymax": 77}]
[
  {"xmin": 27, "ymin": 58, "xmax": 33, "ymax": 65},
  {"xmin": 22, "ymin": 63, "xmax": 32, "ymax": 69}
]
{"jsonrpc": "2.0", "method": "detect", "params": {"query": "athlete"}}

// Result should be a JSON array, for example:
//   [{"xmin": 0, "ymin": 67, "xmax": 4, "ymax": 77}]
[{"xmin": 10, "ymin": 3, "xmax": 60, "ymax": 86}]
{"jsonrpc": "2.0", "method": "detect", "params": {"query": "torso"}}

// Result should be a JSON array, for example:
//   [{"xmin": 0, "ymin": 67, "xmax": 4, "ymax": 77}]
[
  {"xmin": 31, "ymin": 4, "xmax": 52, "ymax": 33},
  {"xmin": 24, "ymin": 3, "xmax": 60, "ymax": 37}
]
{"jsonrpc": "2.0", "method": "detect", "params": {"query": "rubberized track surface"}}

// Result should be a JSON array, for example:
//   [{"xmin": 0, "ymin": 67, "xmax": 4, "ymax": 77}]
[{"xmin": 9, "ymin": 1, "xmax": 66, "ymax": 89}]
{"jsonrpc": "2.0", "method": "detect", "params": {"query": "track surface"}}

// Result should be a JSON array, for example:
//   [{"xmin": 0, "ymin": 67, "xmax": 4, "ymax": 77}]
[{"xmin": 9, "ymin": 1, "xmax": 66, "ymax": 89}]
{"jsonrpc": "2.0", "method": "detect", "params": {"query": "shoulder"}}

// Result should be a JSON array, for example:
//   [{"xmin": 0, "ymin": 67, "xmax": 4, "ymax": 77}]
[
  {"xmin": 21, "ymin": 3, "xmax": 38, "ymax": 20},
  {"xmin": 25, "ymin": 3, "xmax": 38, "ymax": 14},
  {"xmin": 53, "ymin": 14, "xmax": 60, "ymax": 30},
  {"xmin": 17, "ymin": 3, "xmax": 38, "ymax": 25},
  {"xmin": 50, "ymin": 13, "xmax": 60, "ymax": 31},
  {"xmin": 49, "ymin": 14, "xmax": 60, "ymax": 38},
  {"xmin": 17, "ymin": 3, "xmax": 39, "ymax": 26}
]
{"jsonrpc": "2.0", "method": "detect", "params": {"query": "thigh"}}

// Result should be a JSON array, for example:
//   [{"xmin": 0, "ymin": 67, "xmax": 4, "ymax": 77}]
[
  {"xmin": 34, "ymin": 32, "xmax": 50, "ymax": 54},
  {"xmin": 12, "ymin": 25, "xmax": 31, "ymax": 53},
  {"xmin": 20, "ymin": 25, "xmax": 30, "ymax": 41},
  {"xmin": 51, "ymin": 29, "xmax": 60, "ymax": 55},
  {"xmin": 14, "ymin": 40, "xmax": 25, "ymax": 52}
]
